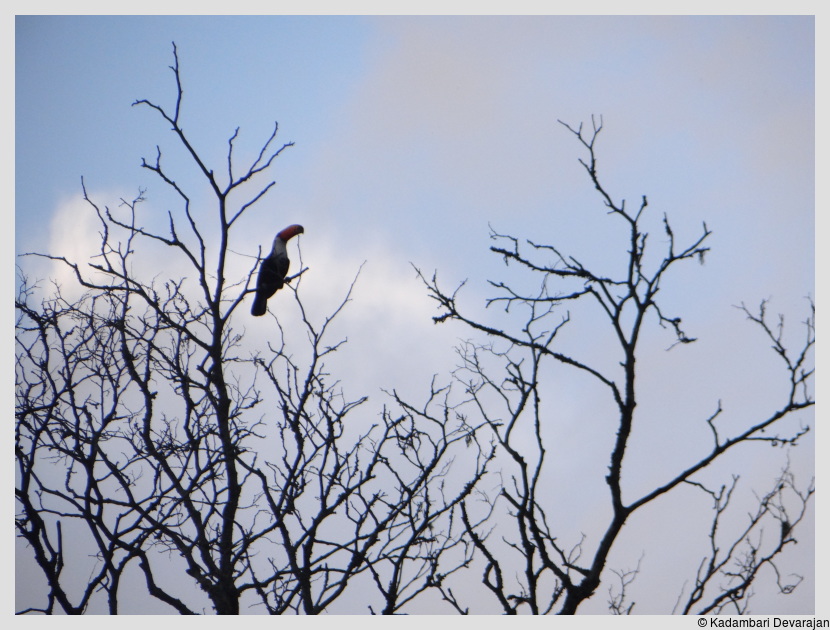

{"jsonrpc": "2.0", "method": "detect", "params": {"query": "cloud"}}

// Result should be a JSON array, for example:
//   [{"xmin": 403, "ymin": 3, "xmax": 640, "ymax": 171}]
[
  {"xmin": 274, "ymin": 233, "xmax": 463, "ymax": 402},
  {"xmin": 17, "ymin": 192, "xmax": 109, "ymax": 303}
]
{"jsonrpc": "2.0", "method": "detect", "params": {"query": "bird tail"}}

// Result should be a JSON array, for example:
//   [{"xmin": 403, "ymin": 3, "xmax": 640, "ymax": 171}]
[{"xmin": 251, "ymin": 296, "xmax": 267, "ymax": 317}]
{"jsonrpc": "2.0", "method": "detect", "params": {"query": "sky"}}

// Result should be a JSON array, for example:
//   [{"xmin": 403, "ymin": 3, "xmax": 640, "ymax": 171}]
[{"xmin": 11, "ymin": 8, "xmax": 820, "ymax": 617}]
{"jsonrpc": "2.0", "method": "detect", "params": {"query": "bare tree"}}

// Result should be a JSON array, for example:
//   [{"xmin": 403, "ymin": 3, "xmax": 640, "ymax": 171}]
[
  {"xmin": 412, "ymin": 116, "xmax": 814, "ymax": 614},
  {"xmin": 15, "ymin": 44, "xmax": 813, "ymax": 616},
  {"xmin": 15, "ymin": 43, "xmax": 490, "ymax": 615}
]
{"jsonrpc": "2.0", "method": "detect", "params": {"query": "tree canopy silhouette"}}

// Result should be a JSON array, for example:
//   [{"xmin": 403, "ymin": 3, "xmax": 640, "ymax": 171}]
[{"xmin": 16, "ymin": 45, "xmax": 814, "ymax": 615}]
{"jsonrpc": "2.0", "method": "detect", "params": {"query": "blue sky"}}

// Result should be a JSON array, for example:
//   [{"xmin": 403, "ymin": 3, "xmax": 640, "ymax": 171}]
[
  {"xmin": 13, "ymin": 12, "xmax": 818, "ymax": 615},
  {"xmin": 15, "ymin": 16, "xmax": 815, "ymax": 295}
]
